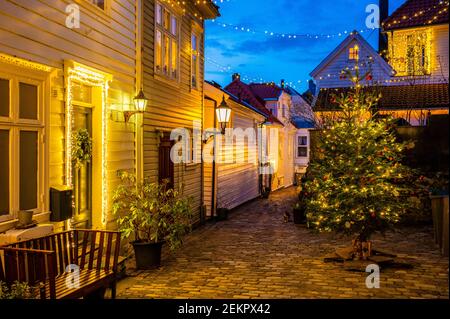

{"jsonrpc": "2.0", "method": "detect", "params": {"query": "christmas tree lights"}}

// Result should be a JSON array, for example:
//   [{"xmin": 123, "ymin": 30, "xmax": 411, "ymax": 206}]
[{"xmin": 303, "ymin": 65, "xmax": 417, "ymax": 257}]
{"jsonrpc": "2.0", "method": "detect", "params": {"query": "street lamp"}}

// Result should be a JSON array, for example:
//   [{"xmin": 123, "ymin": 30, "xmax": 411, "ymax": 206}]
[
  {"xmin": 216, "ymin": 95, "xmax": 232, "ymax": 134},
  {"xmin": 124, "ymin": 88, "xmax": 148, "ymax": 122}
]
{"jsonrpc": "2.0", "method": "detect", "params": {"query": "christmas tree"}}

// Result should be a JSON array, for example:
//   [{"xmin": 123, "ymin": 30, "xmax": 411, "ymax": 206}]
[{"xmin": 304, "ymin": 67, "xmax": 415, "ymax": 257}]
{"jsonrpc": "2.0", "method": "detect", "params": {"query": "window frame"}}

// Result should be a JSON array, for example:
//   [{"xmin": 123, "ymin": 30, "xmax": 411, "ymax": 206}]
[
  {"xmin": 0, "ymin": 72, "xmax": 45, "ymax": 222},
  {"xmin": 191, "ymin": 32, "xmax": 201, "ymax": 90},
  {"xmin": 349, "ymin": 45, "xmax": 359, "ymax": 61},
  {"xmin": 86, "ymin": 0, "xmax": 106, "ymax": 11},
  {"xmin": 154, "ymin": 1, "xmax": 180, "ymax": 82},
  {"xmin": 297, "ymin": 135, "xmax": 308, "ymax": 158}
]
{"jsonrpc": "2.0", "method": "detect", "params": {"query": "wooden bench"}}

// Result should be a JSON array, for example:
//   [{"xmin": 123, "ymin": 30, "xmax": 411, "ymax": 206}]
[{"xmin": 0, "ymin": 229, "xmax": 121, "ymax": 299}]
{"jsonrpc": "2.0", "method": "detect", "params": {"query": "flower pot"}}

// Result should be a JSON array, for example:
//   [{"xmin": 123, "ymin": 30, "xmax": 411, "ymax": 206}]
[
  {"xmin": 216, "ymin": 208, "xmax": 229, "ymax": 221},
  {"xmin": 293, "ymin": 207, "xmax": 306, "ymax": 224},
  {"xmin": 18, "ymin": 210, "xmax": 33, "ymax": 226},
  {"xmin": 132, "ymin": 241, "xmax": 163, "ymax": 270},
  {"xmin": 430, "ymin": 195, "xmax": 449, "ymax": 256}
]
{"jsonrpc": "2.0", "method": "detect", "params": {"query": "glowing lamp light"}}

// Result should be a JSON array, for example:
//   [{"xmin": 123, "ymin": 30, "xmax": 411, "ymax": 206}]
[
  {"xmin": 124, "ymin": 88, "xmax": 148, "ymax": 122},
  {"xmin": 216, "ymin": 95, "xmax": 231, "ymax": 134}
]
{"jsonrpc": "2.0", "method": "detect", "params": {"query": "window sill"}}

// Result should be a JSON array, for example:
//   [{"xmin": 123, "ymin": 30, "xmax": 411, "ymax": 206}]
[
  {"xmin": 0, "ymin": 211, "xmax": 51, "ymax": 233},
  {"xmin": 154, "ymin": 73, "xmax": 180, "ymax": 89}
]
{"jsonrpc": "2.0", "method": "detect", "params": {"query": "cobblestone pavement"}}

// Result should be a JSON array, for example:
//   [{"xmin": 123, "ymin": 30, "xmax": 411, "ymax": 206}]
[{"xmin": 117, "ymin": 187, "xmax": 449, "ymax": 299}]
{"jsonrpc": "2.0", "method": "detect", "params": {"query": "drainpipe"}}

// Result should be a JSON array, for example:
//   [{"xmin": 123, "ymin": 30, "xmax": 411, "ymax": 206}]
[
  {"xmin": 204, "ymin": 96, "xmax": 217, "ymax": 219},
  {"xmin": 135, "ymin": 0, "xmax": 144, "ymax": 183}
]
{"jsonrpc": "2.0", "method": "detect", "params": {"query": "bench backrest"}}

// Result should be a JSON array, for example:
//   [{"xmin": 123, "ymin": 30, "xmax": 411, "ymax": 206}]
[
  {"xmin": 1, "ymin": 229, "xmax": 121, "ymax": 298},
  {"xmin": 0, "ymin": 247, "xmax": 57, "ymax": 298}
]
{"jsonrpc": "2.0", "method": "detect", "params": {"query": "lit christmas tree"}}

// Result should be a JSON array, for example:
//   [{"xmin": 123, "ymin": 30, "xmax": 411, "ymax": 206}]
[{"xmin": 304, "ymin": 67, "xmax": 415, "ymax": 259}]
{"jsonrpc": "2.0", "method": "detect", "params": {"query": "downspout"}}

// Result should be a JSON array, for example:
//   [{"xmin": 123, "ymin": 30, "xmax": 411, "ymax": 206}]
[
  {"xmin": 135, "ymin": 0, "xmax": 144, "ymax": 183},
  {"xmin": 204, "ymin": 96, "xmax": 217, "ymax": 219}
]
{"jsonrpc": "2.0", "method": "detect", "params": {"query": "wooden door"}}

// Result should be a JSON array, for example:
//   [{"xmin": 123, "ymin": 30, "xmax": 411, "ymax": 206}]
[
  {"xmin": 72, "ymin": 106, "xmax": 92, "ymax": 229},
  {"xmin": 159, "ymin": 133, "xmax": 174, "ymax": 189}
]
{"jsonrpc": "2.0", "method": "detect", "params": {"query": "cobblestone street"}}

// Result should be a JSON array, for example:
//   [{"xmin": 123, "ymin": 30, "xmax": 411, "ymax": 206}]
[{"xmin": 117, "ymin": 187, "xmax": 449, "ymax": 299}]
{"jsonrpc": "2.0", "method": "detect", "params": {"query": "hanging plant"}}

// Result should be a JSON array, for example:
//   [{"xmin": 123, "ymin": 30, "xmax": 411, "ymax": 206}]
[{"xmin": 72, "ymin": 128, "xmax": 92, "ymax": 169}]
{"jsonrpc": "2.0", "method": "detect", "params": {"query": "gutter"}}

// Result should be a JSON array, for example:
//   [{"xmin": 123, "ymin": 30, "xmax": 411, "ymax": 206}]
[{"xmin": 204, "ymin": 95, "xmax": 218, "ymax": 220}]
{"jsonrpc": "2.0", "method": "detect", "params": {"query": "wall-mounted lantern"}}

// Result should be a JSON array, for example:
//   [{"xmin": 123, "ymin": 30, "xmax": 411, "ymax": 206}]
[
  {"xmin": 124, "ymin": 88, "xmax": 148, "ymax": 122},
  {"xmin": 216, "ymin": 95, "xmax": 232, "ymax": 134}
]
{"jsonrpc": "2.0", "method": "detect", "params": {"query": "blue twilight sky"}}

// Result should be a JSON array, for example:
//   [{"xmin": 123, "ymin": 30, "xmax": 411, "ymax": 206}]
[{"xmin": 205, "ymin": 0, "xmax": 405, "ymax": 92}]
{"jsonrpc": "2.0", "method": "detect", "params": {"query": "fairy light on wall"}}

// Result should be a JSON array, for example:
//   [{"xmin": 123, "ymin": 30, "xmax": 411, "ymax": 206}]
[
  {"xmin": 0, "ymin": 53, "xmax": 52, "ymax": 72},
  {"xmin": 65, "ymin": 62, "xmax": 112, "ymax": 226},
  {"xmin": 382, "ymin": 1, "xmax": 449, "ymax": 29}
]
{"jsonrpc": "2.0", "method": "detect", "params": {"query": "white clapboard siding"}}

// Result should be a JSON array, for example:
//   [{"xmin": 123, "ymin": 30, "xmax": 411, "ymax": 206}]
[
  {"xmin": 0, "ymin": 0, "xmax": 137, "ymax": 229},
  {"xmin": 432, "ymin": 25, "xmax": 449, "ymax": 81},
  {"xmin": 313, "ymin": 37, "xmax": 392, "ymax": 89},
  {"xmin": 142, "ymin": 0, "xmax": 207, "ymax": 224},
  {"xmin": 217, "ymin": 111, "xmax": 260, "ymax": 210}
]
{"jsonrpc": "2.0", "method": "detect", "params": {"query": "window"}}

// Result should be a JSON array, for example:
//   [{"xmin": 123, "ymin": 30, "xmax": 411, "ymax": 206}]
[
  {"xmin": 297, "ymin": 136, "xmax": 308, "ymax": 157},
  {"xmin": 406, "ymin": 34, "xmax": 429, "ymax": 76},
  {"xmin": 191, "ymin": 33, "xmax": 200, "ymax": 89},
  {"xmin": 155, "ymin": 2, "xmax": 179, "ymax": 80},
  {"xmin": 0, "ymin": 78, "xmax": 9, "ymax": 117},
  {"xmin": 88, "ymin": 0, "xmax": 105, "ymax": 10},
  {"xmin": 0, "ymin": 75, "xmax": 43, "ymax": 222},
  {"xmin": 390, "ymin": 30, "xmax": 431, "ymax": 76},
  {"xmin": 349, "ymin": 45, "xmax": 359, "ymax": 60}
]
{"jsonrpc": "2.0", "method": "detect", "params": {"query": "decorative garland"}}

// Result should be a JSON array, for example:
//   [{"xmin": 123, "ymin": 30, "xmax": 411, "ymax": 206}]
[{"xmin": 71, "ymin": 128, "xmax": 92, "ymax": 169}]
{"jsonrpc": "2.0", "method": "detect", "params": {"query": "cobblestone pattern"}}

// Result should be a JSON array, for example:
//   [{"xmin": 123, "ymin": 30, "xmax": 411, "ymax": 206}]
[{"xmin": 117, "ymin": 188, "xmax": 449, "ymax": 299}]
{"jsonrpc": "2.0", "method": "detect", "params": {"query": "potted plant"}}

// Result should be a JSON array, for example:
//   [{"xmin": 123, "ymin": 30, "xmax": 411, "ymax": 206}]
[
  {"xmin": 112, "ymin": 171, "xmax": 193, "ymax": 270},
  {"xmin": 292, "ymin": 202, "xmax": 306, "ymax": 224},
  {"xmin": 261, "ymin": 186, "xmax": 271, "ymax": 199},
  {"xmin": 0, "ymin": 281, "xmax": 36, "ymax": 299},
  {"xmin": 215, "ymin": 193, "xmax": 231, "ymax": 221},
  {"xmin": 216, "ymin": 208, "xmax": 229, "ymax": 221}
]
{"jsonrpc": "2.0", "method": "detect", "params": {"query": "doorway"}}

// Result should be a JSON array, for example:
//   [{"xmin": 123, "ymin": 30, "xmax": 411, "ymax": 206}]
[
  {"xmin": 159, "ymin": 133, "xmax": 174, "ymax": 190},
  {"xmin": 71, "ymin": 105, "xmax": 93, "ymax": 229}
]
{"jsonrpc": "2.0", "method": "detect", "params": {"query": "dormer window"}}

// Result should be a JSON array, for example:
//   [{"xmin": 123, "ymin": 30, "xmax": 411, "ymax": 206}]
[{"xmin": 349, "ymin": 45, "xmax": 359, "ymax": 60}]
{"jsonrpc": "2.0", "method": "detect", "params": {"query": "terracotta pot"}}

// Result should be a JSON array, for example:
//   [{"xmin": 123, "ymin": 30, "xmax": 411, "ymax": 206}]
[{"xmin": 18, "ymin": 210, "xmax": 33, "ymax": 226}]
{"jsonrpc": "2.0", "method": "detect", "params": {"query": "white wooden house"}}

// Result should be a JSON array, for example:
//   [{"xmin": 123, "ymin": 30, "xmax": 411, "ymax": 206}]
[
  {"xmin": 225, "ymin": 78, "xmax": 298, "ymax": 191},
  {"xmin": 310, "ymin": 0, "xmax": 449, "ymax": 126},
  {"xmin": 0, "ymin": 0, "xmax": 138, "ymax": 232},
  {"xmin": 310, "ymin": 32, "xmax": 395, "ymax": 89},
  {"xmin": 140, "ymin": 0, "xmax": 219, "ymax": 225},
  {"xmin": 203, "ymin": 81, "xmax": 266, "ymax": 217}
]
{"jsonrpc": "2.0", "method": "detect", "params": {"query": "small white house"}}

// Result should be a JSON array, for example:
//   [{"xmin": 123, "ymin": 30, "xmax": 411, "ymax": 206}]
[{"xmin": 203, "ymin": 81, "xmax": 267, "ymax": 217}]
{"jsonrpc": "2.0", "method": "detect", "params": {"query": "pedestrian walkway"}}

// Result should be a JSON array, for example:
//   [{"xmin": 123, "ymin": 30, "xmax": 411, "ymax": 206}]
[{"xmin": 117, "ymin": 187, "xmax": 449, "ymax": 299}]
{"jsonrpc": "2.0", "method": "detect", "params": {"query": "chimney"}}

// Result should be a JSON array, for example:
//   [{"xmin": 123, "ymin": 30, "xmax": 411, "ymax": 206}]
[
  {"xmin": 232, "ymin": 73, "xmax": 241, "ymax": 82},
  {"xmin": 308, "ymin": 80, "xmax": 317, "ymax": 96},
  {"xmin": 280, "ymin": 79, "xmax": 285, "ymax": 88},
  {"xmin": 378, "ymin": 0, "xmax": 389, "ymax": 56}
]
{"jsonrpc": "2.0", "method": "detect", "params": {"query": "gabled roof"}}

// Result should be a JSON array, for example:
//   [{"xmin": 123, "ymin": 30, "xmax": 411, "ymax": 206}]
[
  {"xmin": 225, "ymin": 80, "xmax": 284, "ymax": 126},
  {"xmin": 309, "ymin": 31, "xmax": 395, "ymax": 78},
  {"xmin": 284, "ymin": 85, "xmax": 303, "ymax": 96},
  {"xmin": 383, "ymin": 0, "xmax": 449, "ymax": 31},
  {"xmin": 204, "ymin": 81, "xmax": 268, "ymax": 118},
  {"xmin": 196, "ymin": 1, "xmax": 221, "ymax": 19},
  {"xmin": 291, "ymin": 116, "xmax": 316, "ymax": 129},
  {"xmin": 314, "ymin": 83, "xmax": 449, "ymax": 111},
  {"xmin": 248, "ymin": 83, "xmax": 283, "ymax": 101}
]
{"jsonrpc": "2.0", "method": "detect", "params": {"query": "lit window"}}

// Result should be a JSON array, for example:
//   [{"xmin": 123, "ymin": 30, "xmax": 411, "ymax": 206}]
[
  {"xmin": 349, "ymin": 45, "xmax": 359, "ymax": 60},
  {"xmin": 155, "ymin": 2, "xmax": 179, "ymax": 80},
  {"xmin": 191, "ymin": 33, "xmax": 200, "ymax": 89},
  {"xmin": 406, "ymin": 33, "xmax": 429, "ymax": 76},
  {"xmin": 297, "ymin": 136, "xmax": 308, "ymax": 157},
  {"xmin": 0, "ymin": 76, "xmax": 43, "ymax": 222}
]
